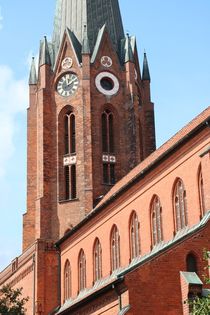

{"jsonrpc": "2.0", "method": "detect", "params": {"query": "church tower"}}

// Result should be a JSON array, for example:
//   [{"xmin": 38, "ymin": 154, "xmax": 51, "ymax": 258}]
[{"xmin": 23, "ymin": 0, "xmax": 156, "ymax": 251}]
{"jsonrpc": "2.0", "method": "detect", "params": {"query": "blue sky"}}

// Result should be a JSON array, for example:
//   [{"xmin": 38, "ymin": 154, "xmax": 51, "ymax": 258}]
[{"xmin": 0, "ymin": 0, "xmax": 210, "ymax": 271}]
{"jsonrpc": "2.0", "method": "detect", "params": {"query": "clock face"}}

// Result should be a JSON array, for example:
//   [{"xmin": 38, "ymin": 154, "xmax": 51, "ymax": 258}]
[
  {"xmin": 95, "ymin": 72, "xmax": 119, "ymax": 96},
  {"xmin": 57, "ymin": 73, "xmax": 79, "ymax": 97}
]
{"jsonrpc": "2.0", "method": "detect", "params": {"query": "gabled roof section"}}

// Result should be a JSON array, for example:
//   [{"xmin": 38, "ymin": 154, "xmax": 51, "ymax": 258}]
[
  {"xmin": 66, "ymin": 28, "xmax": 82, "ymax": 64},
  {"xmin": 91, "ymin": 24, "xmax": 106, "ymax": 63}
]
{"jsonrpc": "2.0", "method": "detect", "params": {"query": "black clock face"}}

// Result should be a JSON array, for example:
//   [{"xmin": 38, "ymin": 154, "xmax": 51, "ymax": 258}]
[{"xmin": 57, "ymin": 73, "xmax": 79, "ymax": 97}]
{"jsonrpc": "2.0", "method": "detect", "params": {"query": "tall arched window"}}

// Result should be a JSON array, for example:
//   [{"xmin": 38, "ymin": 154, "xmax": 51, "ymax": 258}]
[
  {"xmin": 198, "ymin": 167, "xmax": 205, "ymax": 217},
  {"xmin": 59, "ymin": 108, "xmax": 77, "ymax": 201},
  {"xmin": 130, "ymin": 211, "xmax": 140, "ymax": 259},
  {"xmin": 102, "ymin": 110, "xmax": 115, "ymax": 185},
  {"xmin": 64, "ymin": 260, "xmax": 71, "ymax": 301},
  {"xmin": 151, "ymin": 196, "xmax": 163, "ymax": 246},
  {"xmin": 186, "ymin": 253, "xmax": 197, "ymax": 273},
  {"xmin": 78, "ymin": 250, "xmax": 86, "ymax": 291},
  {"xmin": 174, "ymin": 179, "xmax": 188, "ymax": 231},
  {"xmin": 64, "ymin": 113, "xmax": 76, "ymax": 154},
  {"xmin": 110, "ymin": 225, "xmax": 120, "ymax": 272},
  {"xmin": 93, "ymin": 238, "xmax": 102, "ymax": 282}
]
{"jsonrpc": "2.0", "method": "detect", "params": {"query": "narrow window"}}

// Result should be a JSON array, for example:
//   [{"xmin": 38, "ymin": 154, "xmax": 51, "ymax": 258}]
[
  {"xmin": 64, "ymin": 115, "xmax": 69, "ymax": 154},
  {"xmin": 111, "ymin": 225, "xmax": 120, "ymax": 272},
  {"xmin": 198, "ymin": 168, "xmax": 205, "ymax": 217},
  {"xmin": 65, "ymin": 165, "xmax": 77, "ymax": 200},
  {"xmin": 102, "ymin": 110, "xmax": 115, "ymax": 185},
  {"xmin": 151, "ymin": 196, "xmax": 163, "ymax": 246},
  {"xmin": 65, "ymin": 166, "xmax": 70, "ymax": 200},
  {"xmin": 130, "ymin": 211, "xmax": 140, "ymax": 259},
  {"xmin": 186, "ymin": 253, "xmax": 197, "ymax": 273},
  {"xmin": 64, "ymin": 260, "xmax": 71, "ymax": 301},
  {"xmin": 174, "ymin": 179, "xmax": 188, "ymax": 231},
  {"xmin": 70, "ymin": 114, "xmax": 76, "ymax": 154},
  {"xmin": 93, "ymin": 238, "xmax": 102, "ymax": 282},
  {"xmin": 62, "ymin": 110, "xmax": 77, "ymax": 201},
  {"xmin": 78, "ymin": 250, "xmax": 86, "ymax": 291}
]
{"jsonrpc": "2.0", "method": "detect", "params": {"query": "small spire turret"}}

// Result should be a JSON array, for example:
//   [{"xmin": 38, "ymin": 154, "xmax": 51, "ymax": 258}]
[
  {"xmin": 29, "ymin": 57, "xmax": 37, "ymax": 85},
  {"xmin": 124, "ymin": 33, "xmax": 134, "ymax": 63},
  {"xmin": 142, "ymin": 52, "xmax": 151, "ymax": 82},
  {"xmin": 82, "ymin": 25, "xmax": 90, "ymax": 54},
  {"xmin": 39, "ymin": 36, "xmax": 51, "ymax": 66}
]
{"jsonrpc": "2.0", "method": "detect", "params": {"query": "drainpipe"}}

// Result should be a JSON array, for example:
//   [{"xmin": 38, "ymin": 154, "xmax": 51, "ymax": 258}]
[
  {"xmin": 55, "ymin": 244, "xmax": 61, "ymax": 308},
  {"xmin": 32, "ymin": 253, "xmax": 36, "ymax": 315},
  {"xmin": 112, "ymin": 283, "xmax": 122, "ymax": 311}
]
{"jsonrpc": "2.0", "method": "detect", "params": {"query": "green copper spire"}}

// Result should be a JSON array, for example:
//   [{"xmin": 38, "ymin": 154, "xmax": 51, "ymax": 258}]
[
  {"xmin": 52, "ymin": 0, "xmax": 124, "ymax": 55},
  {"xmin": 142, "ymin": 52, "xmax": 151, "ymax": 82},
  {"xmin": 29, "ymin": 57, "xmax": 37, "ymax": 85}
]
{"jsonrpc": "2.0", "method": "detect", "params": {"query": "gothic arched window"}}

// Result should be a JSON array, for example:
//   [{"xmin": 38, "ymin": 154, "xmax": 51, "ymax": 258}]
[
  {"xmin": 198, "ymin": 167, "xmax": 205, "ymax": 217},
  {"xmin": 64, "ymin": 113, "xmax": 76, "ymax": 154},
  {"xmin": 151, "ymin": 196, "xmax": 163, "ymax": 246},
  {"xmin": 93, "ymin": 238, "xmax": 102, "ymax": 282},
  {"xmin": 78, "ymin": 249, "xmax": 86, "ymax": 291},
  {"xmin": 110, "ymin": 225, "xmax": 120, "ymax": 272},
  {"xmin": 102, "ymin": 110, "xmax": 115, "ymax": 185},
  {"xmin": 174, "ymin": 179, "xmax": 188, "ymax": 232},
  {"xmin": 186, "ymin": 253, "xmax": 197, "ymax": 273},
  {"xmin": 59, "ymin": 107, "xmax": 77, "ymax": 202},
  {"xmin": 130, "ymin": 211, "xmax": 140, "ymax": 259},
  {"xmin": 64, "ymin": 260, "xmax": 71, "ymax": 301}
]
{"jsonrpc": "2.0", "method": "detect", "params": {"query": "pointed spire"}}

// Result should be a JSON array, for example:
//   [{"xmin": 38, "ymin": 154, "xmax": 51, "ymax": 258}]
[
  {"xmin": 142, "ymin": 52, "xmax": 151, "ymax": 82},
  {"xmin": 124, "ymin": 33, "xmax": 134, "ymax": 63},
  {"xmin": 29, "ymin": 57, "xmax": 37, "ymax": 85},
  {"xmin": 52, "ymin": 0, "xmax": 124, "ymax": 55},
  {"xmin": 82, "ymin": 25, "xmax": 90, "ymax": 54},
  {"xmin": 39, "ymin": 36, "xmax": 51, "ymax": 66}
]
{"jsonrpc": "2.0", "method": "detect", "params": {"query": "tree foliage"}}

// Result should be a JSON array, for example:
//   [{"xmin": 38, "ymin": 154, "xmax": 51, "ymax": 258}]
[
  {"xmin": 0, "ymin": 285, "xmax": 29, "ymax": 315},
  {"xmin": 188, "ymin": 251, "xmax": 210, "ymax": 315}
]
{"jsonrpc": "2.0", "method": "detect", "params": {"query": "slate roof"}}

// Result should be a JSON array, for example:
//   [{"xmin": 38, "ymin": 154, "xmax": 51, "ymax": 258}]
[{"xmin": 52, "ymin": 0, "xmax": 124, "ymax": 56}]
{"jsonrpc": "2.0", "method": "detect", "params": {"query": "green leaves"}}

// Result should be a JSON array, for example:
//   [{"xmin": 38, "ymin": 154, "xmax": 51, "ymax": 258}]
[{"xmin": 0, "ymin": 285, "xmax": 29, "ymax": 315}]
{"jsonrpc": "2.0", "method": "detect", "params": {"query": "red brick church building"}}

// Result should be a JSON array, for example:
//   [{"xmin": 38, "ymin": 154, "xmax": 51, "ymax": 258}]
[{"xmin": 0, "ymin": 0, "xmax": 210, "ymax": 314}]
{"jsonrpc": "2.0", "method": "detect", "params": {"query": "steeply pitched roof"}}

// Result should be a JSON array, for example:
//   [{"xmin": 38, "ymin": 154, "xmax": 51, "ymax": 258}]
[{"xmin": 52, "ymin": 0, "xmax": 124, "ymax": 56}]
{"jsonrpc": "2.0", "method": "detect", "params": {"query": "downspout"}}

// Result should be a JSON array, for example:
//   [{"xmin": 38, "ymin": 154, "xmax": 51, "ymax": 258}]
[
  {"xmin": 56, "ymin": 244, "xmax": 61, "ymax": 309},
  {"xmin": 112, "ymin": 282, "xmax": 122, "ymax": 312},
  {"xmin": 32, "ymin": 253, "xmax": 36, "ymax": 315}
]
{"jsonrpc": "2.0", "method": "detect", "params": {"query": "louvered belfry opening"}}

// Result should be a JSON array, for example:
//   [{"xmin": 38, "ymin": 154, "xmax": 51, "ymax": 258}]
[{"xmin": 102, "ymin": 110, "xmax": 115, "ymax": 185}]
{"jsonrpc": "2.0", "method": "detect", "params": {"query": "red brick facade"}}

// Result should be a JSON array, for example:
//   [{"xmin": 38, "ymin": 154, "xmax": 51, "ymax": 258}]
[{"xmin": 0, "ymin": 1, "xmax": 210, "ymax": 315}]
